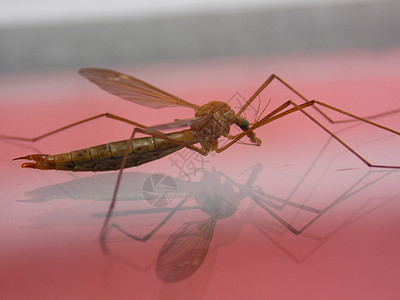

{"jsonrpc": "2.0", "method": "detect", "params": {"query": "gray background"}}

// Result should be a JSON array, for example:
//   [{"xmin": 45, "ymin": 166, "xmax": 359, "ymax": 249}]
[{"xmin": 1, "ymin": 0, "xmax": 400, "ymax": 74}]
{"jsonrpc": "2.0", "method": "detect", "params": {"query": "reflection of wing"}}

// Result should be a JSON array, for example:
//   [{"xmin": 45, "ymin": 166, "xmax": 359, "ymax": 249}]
[
  {"xmin": 79, "ymin": 68, "xmax": 199, "ymax": 110},
  {"xmin": 156, "ymin": 218, "xmax": 216, "ymax": 283}
]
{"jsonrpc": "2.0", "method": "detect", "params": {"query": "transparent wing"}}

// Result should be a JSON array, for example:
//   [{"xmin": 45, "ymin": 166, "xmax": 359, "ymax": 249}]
[
  {"xmin": 146, "ymin": 115, "xmax": 212, "ymax": 132},
  {"xmin": 156, "ymin": 218, "xmax": 216, "ymax": 283},
  {"xmin": 79, "ymin": 68, "xmax": 199, "ymax": 110}
]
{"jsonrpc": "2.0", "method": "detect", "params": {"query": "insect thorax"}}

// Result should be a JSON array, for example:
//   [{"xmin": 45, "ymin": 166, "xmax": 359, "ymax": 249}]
[
  {"xmin": 195, "ymin": 192, "xmax": 237, "ymax": 219},
  {"xmin": 192, "ymin": 101, "xmax": 236, "ymax": 152}
]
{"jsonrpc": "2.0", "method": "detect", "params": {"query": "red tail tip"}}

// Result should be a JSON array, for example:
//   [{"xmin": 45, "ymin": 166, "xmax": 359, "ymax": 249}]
[{"xmin": 21, "ymin": 163, "xmax": 36, "ymax": 169}]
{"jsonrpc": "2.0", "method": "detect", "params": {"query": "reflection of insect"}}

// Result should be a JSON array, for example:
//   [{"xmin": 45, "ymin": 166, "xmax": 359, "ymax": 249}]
[
  {"xmin": 111, "ymin": 165, "xmax": 263, "ymax": 282},
  {"xmin": 3, "ymin": 69, "xmax": 400, "ymax": 244},
  {"xmin": 155, "ymin": 169, "xmax": 250, "ymax": 282}
]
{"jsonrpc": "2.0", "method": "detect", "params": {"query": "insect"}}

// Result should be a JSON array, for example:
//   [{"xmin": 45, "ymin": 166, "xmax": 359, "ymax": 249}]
[
  {"xmin": 2, "ymin": 68, "xmax": 400, "ymax": 247},
  {"xmin": 154, "ymin": 165, "xmax": 263, "ymax": 282},
  {"xmin": 110, "ymin": 165, "xmax": 264, "ymax": 282}
]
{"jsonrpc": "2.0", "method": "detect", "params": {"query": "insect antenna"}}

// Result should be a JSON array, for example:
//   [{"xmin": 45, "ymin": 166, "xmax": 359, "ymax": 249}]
[
  {"xmin": 253, "ymin": 98, "xmax": 272, "ymax": 125},
  {"xmin": 254, "ymin": 95, "xmax": 262, "ymax": 122}
]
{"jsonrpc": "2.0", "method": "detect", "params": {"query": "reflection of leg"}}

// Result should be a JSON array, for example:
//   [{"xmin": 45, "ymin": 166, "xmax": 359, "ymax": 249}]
[
  {"xmin": 218, "ymin": 166, "xmax": 321, "ymax": 230},
  {"xmin": 101, "ymin": 195, "xmax": 192, "ymax": 252},
  {"xmin": 0, "ymin": 113, "xmax": 147, "ymax": 141},
  {"xmin": 252, "ymin": 195, "xmax": 301, "ymax": 235},
  {"xmin": 108, "ymin": 127, "xmax": 209, "ymax": 239},
  {"xmin": 99, "ymin": 123, "xmax": 206, "ymax": 253},
  {"xmin": 102, "ymin": 124, "xmax": 210, "ymax": 242},
  {"xmin": 253, "ymin": 169, "xmax": 394, "ymax": 236}
]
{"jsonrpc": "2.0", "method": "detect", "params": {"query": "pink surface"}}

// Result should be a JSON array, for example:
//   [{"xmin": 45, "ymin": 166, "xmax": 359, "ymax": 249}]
[{"xmin": 1, "ymin": 48, "xmax": 400, "ymax": 299}]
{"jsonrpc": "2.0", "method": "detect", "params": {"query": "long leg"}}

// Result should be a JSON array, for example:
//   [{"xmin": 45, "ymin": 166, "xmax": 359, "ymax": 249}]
[
  {"xmin": 217, "ymin": 100, "xmax": 315, "ymax": 152},
  {"xmin": 100, "ymin": 195, "xmax": 193, "ymax": 253},
  {"xmin": 289, "ymin": 100, "xmax": 400, "ymax": 168},
  {"xmin": 3, "ymin": 113, "xmax": 208, "ymax": 249},
  {"xmin": 219, "ymin": 98, "xmax": 400, "ymax": 168},
  {"xmin": 0, "ymin": 113, "xmax": 147, "ymax": 141},
  {"xmin": 99, "ymin": 125, "xmax": 208, "ymax": 252},
  {"xmin": 237, "ymin": 74, "xmax": 277, "ymax": 116},
  {"xmin": 238, "ymin": 74, "xmax": 399, "ymax": 124},
  {"xmin": 5, "ymin": 111, "xmax": 209, "ymax": 156},
  {"xmin": 274, "ymin": 75, "xmax": 400, "ymax": 124}
]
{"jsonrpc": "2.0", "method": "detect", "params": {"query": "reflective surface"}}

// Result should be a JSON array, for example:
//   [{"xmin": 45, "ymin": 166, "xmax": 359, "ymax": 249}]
[{"xmin": 1, "ymin": 49, "xmax": 400, "ymax": 299}]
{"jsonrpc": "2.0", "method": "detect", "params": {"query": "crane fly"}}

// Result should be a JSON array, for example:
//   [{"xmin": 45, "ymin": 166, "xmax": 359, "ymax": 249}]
[
  {"xmin": 3, "ymin": 68, "xmax": 400, "ymax": 249},
  {"xmin": 109, "ymin": 165, "xmax": 263, "ymax": 282}
]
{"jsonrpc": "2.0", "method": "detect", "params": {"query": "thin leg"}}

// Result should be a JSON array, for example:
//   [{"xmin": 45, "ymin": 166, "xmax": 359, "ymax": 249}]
[
  {"xmin": 237, "ymin": 74, "xmax": 399, "ymax": 124},
  {"xmin": 251, "ymin": 195, "xmax": 302, "ymax": 235},
  {"xmin": 99, "ymin": 124, "xmax": 206, "ymax": 252},
  {"xmin": 237, "ymin": 74, "xmax": 277, "ymax": 116},
  {"xmin": 225, "ymin": 134, "xmax": 256, "ymax": 146},
  {"xmin": 220, "ymin": 97, "xmax": 400, "ymax": 168},
  {"xmin": 217, "ymin": 100, "xmax": 315, "ymax": 152},
  {"xmin": 0, "ymin": 113, "xmax": 147, "ymax": 141},
  {"xmin": 100, "ymin": 196, "xmax": 192, "ymax": 253},
  {"xmin": 252, "ymin": 168, "xmax": 394, "ymax": 236},
  {"xmin": 289, "ymin": 100, "xmax": 400, "ymax": 169},
  {"xmin": 274, "ymin": 75, "xmax": 400, "ymax": 124}
]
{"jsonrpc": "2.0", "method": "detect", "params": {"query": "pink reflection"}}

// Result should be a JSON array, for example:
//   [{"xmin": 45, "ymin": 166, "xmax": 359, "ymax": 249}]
[{"xmin": 1, "ymin": 50, "xmax": 400, "ymax": 299}]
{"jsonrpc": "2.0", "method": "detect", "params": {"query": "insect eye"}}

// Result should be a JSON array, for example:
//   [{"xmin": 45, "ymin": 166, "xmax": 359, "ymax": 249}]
[{"xmin": 240, "ymin": 119, "xmax": 250, "ymax": 130}]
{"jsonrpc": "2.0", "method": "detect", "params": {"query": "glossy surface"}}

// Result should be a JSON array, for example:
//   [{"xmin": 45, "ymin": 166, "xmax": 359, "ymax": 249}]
[{"xmin": 1, "ymin": 49, "xmax": 400, "ymax": 299}]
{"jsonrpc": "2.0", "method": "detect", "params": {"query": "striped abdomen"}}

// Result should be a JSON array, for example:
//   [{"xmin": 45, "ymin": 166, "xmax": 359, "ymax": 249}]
[{"xmin": 17, "ymin": 130, "xmax": 197, "ymax": 172}]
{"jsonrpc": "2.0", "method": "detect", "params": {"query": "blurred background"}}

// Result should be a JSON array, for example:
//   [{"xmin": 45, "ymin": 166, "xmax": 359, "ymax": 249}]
[
  {"xmin": 1, "ymin": 0, "xmax": 400, "ymax": 73},
  {"xmin": 1, "ymin": 1, "xmax": 400, "ymax": 300}
]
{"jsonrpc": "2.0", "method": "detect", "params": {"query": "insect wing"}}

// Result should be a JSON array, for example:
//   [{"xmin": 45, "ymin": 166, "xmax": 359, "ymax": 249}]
[
  {"xmin": 156, "ymin": 218, "xmax": 216, "ymax": 282},
  {"xmin": 146, "ymin": 115, "xmax": 212, "ymax": 132},
  {"xmin": 79, "ymin": 68, "xmax": 199, "ymax": 110}
]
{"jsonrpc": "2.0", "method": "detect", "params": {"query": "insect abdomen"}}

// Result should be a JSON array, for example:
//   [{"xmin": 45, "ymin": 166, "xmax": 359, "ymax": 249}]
[
  {"xmin": 53, "ymin": 140, "xmax": 147, "ymax": 171},
  {"xmin": 18, "ymin": 130, "xmax": 197, "ymax": 171}
]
